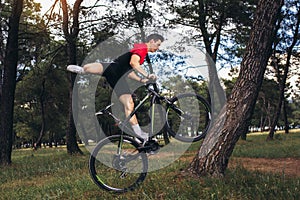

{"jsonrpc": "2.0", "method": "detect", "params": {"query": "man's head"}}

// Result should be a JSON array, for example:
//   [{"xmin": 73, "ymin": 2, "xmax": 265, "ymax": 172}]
[{"xmin": 146, "ymin": 33, "xmax": 164, "ymax": 53}]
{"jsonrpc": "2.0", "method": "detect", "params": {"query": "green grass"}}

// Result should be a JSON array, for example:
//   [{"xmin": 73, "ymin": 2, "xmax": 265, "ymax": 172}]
[
  {"xmin": 233, "ymin": 129, "xmax": 300, "ymax": 158},
  {"xmin": 0, "ymin": 130, "xmax": 299, "ymax": 199}
]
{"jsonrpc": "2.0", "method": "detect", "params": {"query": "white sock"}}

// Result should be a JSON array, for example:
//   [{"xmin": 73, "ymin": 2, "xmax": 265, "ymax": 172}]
[
  {"xmin": 67, "ymin": 65, "xmax": 85, "ymax": 74},
  {"xmin": 132, "ymin": 124, "xmax": 148, "ymax": 141}
]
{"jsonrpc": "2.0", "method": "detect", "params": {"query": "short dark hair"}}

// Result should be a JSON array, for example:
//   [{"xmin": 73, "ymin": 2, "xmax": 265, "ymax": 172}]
[{"xmin": 146, "ymin": 33, "xmax": 164, "ymax": 42}]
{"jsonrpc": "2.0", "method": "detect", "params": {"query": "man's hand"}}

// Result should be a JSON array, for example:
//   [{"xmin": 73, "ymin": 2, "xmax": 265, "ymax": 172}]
[
  {"xmin": 148, "ymin": 73, "xmax": 157, "ymax": 80},
  {"xmin": 140, "ymin": 78, "xmax": 149, "ymax": 84}
]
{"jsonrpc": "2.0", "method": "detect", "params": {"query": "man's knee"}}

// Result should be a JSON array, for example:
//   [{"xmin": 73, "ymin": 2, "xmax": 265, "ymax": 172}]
[
  {"xmin": 83, "ymin": 65, "xmax": 89, "ymax": 72},
  {"xmin": 121, "ymin": 95, "xmax": 134, "ymax": 111},
  {"xmin": 83, "ymin": 63, "xmax": 103, "ymax": 74},
  {"xmin": 126, "ymin": 97, "xmax": 134, "ymax": 110}
]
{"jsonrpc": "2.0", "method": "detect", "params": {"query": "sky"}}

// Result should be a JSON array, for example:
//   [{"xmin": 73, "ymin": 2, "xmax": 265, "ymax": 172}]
[
  {"xmin": 35, "ymin": 0, "xmax": 108, "ymax": 14},
  {"xmin": 35, "ymin": 0, "xmax": 55, "ymax": 13}
]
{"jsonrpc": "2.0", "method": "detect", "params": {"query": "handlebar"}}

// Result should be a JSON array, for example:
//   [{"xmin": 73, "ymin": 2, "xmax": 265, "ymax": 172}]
[{"xmin": 145, "ymin": 81, "xmax": 159, "ymax": 93}]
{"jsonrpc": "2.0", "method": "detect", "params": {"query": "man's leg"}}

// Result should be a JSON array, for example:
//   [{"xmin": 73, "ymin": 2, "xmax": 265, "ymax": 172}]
[
  {"xmin": 83, "ymin": 63, "xmax": 104, "ymax": 74},
  {"xmin": 119, "ymin": 94, "xmax": 138, "ymax": 125},
  {"xmin": 119, "ymin": 94, "xmax": 148, "ymax": 141},
  {"xmin": 67, "ymin": 62, "xmax": 104, "ymax": 75}
]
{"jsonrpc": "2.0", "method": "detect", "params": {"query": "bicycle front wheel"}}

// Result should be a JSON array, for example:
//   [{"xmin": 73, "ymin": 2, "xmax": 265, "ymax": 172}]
[
  {"xmin": 166, "ymin": 93, "xmax": 211, "ymax": 142},
  {"xmin": 89, "ymin": 135, "xmax": 148, "ymax": 193}
]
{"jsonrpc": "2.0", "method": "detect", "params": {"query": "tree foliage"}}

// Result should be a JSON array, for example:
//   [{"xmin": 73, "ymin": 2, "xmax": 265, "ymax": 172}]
[{"xmin": 169, "ymin": 0, "xmax": 257, "ymax": 63}]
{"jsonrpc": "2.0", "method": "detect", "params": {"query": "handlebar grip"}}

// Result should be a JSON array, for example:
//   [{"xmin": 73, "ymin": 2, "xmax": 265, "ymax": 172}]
[{"xmin": 145, "ymin": 81, "xmax": 159, "ymax": 93}]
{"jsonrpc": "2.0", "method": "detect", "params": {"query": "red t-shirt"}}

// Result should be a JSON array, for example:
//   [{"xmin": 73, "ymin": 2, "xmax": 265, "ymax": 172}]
[
  {"xmin": 103, "ymin": 43, "xmax": 148, "ymax": 86},
  {"xmin": 130, "ymin": 43, "xmax": 148, "ymax": 64}
]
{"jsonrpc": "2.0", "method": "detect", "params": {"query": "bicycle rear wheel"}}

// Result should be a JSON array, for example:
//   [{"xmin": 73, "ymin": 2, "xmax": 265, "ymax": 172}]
[
  {"xmin": 166, "ymin": 93, "xmax": 211, "ymax": 142},
  {"xmin": 89, "ymin": 135, "xmax": 148, "ymax": 193}
]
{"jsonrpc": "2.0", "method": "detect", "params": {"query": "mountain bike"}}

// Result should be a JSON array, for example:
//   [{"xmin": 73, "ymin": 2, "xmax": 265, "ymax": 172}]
[{"xmin": 89, "ymin": 80, "xmax": 211, "ymax": 193}]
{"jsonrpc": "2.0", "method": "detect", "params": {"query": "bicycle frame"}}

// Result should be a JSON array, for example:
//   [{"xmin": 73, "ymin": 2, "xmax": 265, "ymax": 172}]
[
  {"xmin": 96, "ymin": 82, "xmax": 188, "ymax": 140},
  {"xmin": 104, "ymin": 83, "xmax": 162, "ymax": 139}
]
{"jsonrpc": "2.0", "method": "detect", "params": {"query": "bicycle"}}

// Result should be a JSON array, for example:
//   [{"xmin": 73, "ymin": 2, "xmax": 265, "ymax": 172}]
[{"xmin": 88, "ymin": 79, "xmax": 211, "ymax": 193}]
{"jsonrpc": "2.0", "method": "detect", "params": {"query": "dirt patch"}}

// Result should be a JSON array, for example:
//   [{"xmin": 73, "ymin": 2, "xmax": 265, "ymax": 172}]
[
  {"xmin": 177, "ymin": 155, "xmax": 300, "ymax": 177},
  {"xmin": 151, "ymin": 150, "xmax": 300, "ymax": 177},
  {"xmin": 229, "ymin": 157, "xmax": 300, "ymax": 177}
]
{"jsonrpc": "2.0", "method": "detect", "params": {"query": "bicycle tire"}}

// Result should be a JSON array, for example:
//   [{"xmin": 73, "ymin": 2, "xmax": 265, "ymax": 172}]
[
  {"xmin": 89, "ymin": 135, "xmax": 148, "ymax": 193},
  {"xmin": 166, "ymin": 93, "xmax": 211, "ymax": 142}
]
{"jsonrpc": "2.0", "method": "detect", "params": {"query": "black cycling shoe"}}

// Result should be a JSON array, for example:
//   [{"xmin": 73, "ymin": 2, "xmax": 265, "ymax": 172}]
[{"xmin": 144, "ymin": 139, "xmax": 161, "ymax": 154}]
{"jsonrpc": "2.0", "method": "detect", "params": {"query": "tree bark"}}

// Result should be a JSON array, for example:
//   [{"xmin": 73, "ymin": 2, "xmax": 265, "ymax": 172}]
[
  {"xmin": 0, "ymin": 0, "xmax": 23, "ymax": 165},
  {"xmin": 186, "ymin": 0, "xmax": 284, "ymax": 177},
  {"xmin": 61, "ymin": 0, "xmax": 83, "ymax": 155}
]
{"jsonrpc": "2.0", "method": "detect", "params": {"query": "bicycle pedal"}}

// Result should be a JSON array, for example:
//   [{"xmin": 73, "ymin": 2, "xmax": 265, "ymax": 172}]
[{"xmin": 144, "ymin": 140, "xmax": 160, "ymax": 153}]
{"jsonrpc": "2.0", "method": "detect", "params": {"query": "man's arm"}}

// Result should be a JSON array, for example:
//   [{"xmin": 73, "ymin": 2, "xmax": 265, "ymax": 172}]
[
  {"xmin": 127, "ymin": 71, "xmax": 149, "ymax": 83},
  {"xmin": 129, "ymin": 54, "xmax": 149, "ymax": 77}
]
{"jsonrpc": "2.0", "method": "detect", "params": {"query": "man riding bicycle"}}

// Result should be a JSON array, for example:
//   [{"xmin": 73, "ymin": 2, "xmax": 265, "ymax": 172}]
[{"xmin": 67, "ymin": 33, "xmax": 164, "ymax": 142}]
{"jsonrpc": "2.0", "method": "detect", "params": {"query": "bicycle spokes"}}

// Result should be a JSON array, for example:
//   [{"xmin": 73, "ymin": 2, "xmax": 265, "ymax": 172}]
[
  {"xmin": 89, "ymin": 136, "xmax": 148, "ymax": 193},
  {"xmin": 166, "ymin": 93, "xmax": 211, "ymax": 142}
]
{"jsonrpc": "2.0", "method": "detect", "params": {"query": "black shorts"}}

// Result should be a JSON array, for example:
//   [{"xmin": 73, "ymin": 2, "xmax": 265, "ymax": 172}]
[{"xmin": 102, "ymin": 63, "xmax": 132, "ymax": 97}]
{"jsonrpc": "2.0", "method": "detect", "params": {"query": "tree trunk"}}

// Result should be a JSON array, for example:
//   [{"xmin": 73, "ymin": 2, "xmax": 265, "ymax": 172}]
[
  {"xmin": 0, "ymin": 0, "xmax": 23, "ymax": 165},
  {"xmin": 283, "ymin": 100, "xmax": 289, "ymax": 134},
  {"xmin": 67, "ymin": 71, "xmax": 82, "ymax": 154},
  {"xmin": 268, "ymin": 8, "xmax": 299, "ymax": 139},
  {"xmin": 130, "ymin": 0, "xmax": 146, "ymax": 41},
  {"xmin": 34, "ymin": 79, "xmax": 46, "ymax": 149},
  {"xmin": 240, "ymin": 131, "xmax": 247, "ymax": 140},
  {"xmin": 61, "ymin": 0, "xmax": 83, "ymax": 155},
  {"xmin": 186, "ymin": 0, "xmax": 283, "ymax": 177},
  {"xmin": 198, "ymin": 1, "xmax": 227, "ymax": 107}
]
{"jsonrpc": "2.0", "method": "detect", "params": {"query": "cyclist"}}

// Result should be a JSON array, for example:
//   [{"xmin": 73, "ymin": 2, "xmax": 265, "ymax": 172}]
[{"xmin": 67, "ymin": 33, "xmax": 164, "ymax": 142}]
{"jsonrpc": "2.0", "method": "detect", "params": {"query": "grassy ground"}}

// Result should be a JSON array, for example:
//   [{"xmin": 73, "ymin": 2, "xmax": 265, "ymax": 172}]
[
  {"xmin": 233, "ymin": 129, "xmax": 300, "ymax": 158},
  {"xmin": 0, "ymin": 130, "xmax": 299, "ymax": 200}
]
